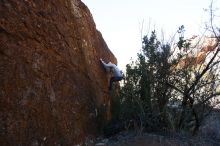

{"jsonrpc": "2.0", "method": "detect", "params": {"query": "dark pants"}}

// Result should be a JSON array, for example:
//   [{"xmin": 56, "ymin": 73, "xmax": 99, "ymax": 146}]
[{"xmin": 109, "ymin": 76, "xmax": 123, "ymax": 90}]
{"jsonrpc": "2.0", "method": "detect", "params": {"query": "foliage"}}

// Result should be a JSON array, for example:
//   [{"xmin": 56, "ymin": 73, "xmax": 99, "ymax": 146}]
[
  {"xmin": 110, "ymin": 31, "xmax": 173, "ymax": 133},
  {"xmin": 108, "ymin": 2, "xmax": 220, "ymax": 136},
  {"xmin": 167, "ymin": 25, "xmax": 220, "ymax": 135},
  {"xmin": 110, "ymin": 26, "xmax": 220, "ymax": 135}
]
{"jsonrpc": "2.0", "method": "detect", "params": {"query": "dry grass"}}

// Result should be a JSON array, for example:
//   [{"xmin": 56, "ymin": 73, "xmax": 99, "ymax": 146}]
[{"xmin": 93, "ymin": 109, "xmax": 220, "ymax": 146}]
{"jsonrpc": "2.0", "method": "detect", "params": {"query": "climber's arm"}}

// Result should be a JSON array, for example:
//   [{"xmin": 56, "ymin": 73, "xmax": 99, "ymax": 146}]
[{"xmin": 100, "ymin": 59, "xmax": 114, "ymax": 68}]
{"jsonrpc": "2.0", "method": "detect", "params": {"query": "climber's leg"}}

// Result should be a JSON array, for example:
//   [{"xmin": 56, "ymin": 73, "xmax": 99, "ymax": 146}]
[
  {"xmin": 109, "ymin": 77, "xmax": 114, "ymax": 90},
  {"xmin": 109, "ymin": 76, "xmax": 123, "ymax": 90}
]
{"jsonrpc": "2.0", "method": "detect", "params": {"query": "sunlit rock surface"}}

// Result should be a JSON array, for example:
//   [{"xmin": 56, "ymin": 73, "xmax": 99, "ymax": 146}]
[{"xmin": 0, "ymin": 0, "xmax": 116, "ymax": 145}]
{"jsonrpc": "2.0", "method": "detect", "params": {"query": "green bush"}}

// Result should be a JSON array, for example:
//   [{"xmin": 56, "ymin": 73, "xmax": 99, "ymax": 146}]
[
  {"xmin": 110, "ymin": 31, "xmax": 172, "ymax": 133},
  {"xmin": 109, "ymin": 28, "xmax": 220, "ymax": 136}
]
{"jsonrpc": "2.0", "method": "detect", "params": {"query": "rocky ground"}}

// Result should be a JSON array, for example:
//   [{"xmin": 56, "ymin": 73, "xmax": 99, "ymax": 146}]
[
  {"xmin": 93, "ymin": 131, "xmax": 220, "ymax": 146},
  {"xmin": 92, "ymin": 109, "xmax": 220, "ymax": 146}
]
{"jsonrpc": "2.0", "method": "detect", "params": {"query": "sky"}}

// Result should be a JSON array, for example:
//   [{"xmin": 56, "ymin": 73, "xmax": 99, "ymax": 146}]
[{"xmin": 81, "ymin": 0, "xmax": 219, "ymax": 70}]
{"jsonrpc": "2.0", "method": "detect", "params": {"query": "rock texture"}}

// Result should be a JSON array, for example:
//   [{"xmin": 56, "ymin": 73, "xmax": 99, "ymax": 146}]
[
  {"xmin": 0, "ymin": 0, "xmax": 116, "ymax": 145},
  {"xmin": 177, "ymin": 36, "xmax": 218, "ymax": 68}
]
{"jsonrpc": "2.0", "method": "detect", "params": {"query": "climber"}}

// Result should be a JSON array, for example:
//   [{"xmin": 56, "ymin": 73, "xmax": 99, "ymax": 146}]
[{"xmin": 100, "ymin": 58, "xmax": 123, "ymax": 91}]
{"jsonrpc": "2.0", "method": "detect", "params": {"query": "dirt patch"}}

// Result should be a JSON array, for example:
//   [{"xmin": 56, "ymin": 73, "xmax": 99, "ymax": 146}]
[{"xmin": 94, "ymin": 131, "xmax": 220, "ymax": 146}]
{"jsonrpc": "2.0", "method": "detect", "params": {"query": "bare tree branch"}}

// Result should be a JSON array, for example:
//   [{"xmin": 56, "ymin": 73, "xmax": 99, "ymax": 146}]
[
  {"xmin": 197, "ymin": 92, "xmax": 220, "ymax": 106},
  {"xmin": 166, "ymin": 82, "xmax": 184, "ymax": 94},
  {"xmin": 188, "ymin": 42, "xmax": 219, "ymax": 95}
]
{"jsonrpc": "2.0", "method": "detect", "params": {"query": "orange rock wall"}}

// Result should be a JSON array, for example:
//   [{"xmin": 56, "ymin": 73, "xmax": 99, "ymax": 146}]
[{"xmin": 0, "ymin": 0, "xmax": 116, "ymax": 145}]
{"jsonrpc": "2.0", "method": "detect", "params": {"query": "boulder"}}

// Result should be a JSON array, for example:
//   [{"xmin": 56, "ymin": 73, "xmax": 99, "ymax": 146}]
[{"xmin": 0, "ymin": 0, "xmax": 116, "ymax": 145}]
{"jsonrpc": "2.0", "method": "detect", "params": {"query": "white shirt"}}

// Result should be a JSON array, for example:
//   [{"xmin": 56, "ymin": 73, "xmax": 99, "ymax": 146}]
[{"xmin": 101, "ymin": 61, "xmax": 123, "ymax": 77}]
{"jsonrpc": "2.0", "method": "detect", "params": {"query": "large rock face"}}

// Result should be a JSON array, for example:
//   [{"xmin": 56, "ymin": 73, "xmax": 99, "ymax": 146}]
[{"xmin": 0, "ymin": 0, "xmax": 116, "ymax": 145}]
